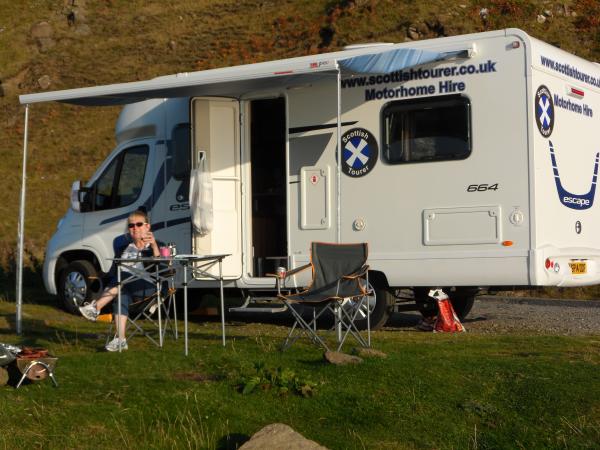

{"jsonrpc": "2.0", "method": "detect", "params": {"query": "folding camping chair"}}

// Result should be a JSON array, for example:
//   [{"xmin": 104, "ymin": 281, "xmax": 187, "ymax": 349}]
[
  {"xmin": 276, "ymin": 242, "xmax": 372, "ymax": 352},
  {"xmin": 107, "ymin": 265, "xmax": 178, "ymax": 348}
]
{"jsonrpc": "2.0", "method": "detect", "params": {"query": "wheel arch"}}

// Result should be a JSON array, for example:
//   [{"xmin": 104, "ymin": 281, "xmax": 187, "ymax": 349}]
[
  {"xmin": 55, "ymin": 250, "xmax": 102, "ymax": 290},
  {"xmin": 367, "ymin": 270, "xmax": 389, "ymax": 290}
]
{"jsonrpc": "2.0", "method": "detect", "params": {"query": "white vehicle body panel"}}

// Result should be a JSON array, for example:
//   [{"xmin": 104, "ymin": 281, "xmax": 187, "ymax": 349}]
[{"xmin": 34, "ymin": 29, "xmax": 600, "ymax": 295}]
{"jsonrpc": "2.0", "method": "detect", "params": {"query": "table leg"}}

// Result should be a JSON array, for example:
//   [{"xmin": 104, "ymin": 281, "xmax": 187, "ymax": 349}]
[
  {"xmin": 219, "ymin": 258, "xmax": 225, "ymax": 347},
  {"xmin": 336, "ymin": 304, "xmax": 342, "ymax": 343},
  {"xmin": 156, "ymin": 264, "xmax": 163, "ymax": 348},
  {"xmin": 184, "ymin": 262, "xmax": 188, "ymax": 356},
  {"xmin": 117, "ymin": 265, "xmax": 122, "ymax": 353}
]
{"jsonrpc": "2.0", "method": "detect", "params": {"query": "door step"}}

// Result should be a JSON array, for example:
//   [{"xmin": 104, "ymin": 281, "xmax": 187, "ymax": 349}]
[{"xmin": 228, "ymin": 295, "xmax": 288, "ymax": 314}]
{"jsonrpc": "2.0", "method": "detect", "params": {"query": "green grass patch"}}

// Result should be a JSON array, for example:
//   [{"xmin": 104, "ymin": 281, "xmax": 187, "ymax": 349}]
[{"xmin": 0, "ymin": 300, "xmax": 598, "ymax": 449}]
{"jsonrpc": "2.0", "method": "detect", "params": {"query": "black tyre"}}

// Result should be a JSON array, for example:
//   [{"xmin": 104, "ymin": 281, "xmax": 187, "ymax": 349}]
[
  {"xmin": 414, "ymin": 287, "xmax": 437, "ymax": 318},
  {"xmin": 341, "ymin": 283, "xmax": 395, "ymax": 330},
  {"xmin": 58, "ymin": 260, "xmax": 102, "ymax": 314},
  {"xmin": 415, "ymin": 287, "xmax": 477, "ymax": 320},
  {"xmin": 448, "ymin": 288, "xmax": 477, "ymax": 319}
]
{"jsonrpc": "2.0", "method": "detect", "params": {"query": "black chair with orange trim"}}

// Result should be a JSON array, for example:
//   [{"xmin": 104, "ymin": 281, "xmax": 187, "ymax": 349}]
[{"xmin": 274, "ymin": 242, "xmax": 372, "ymax": 352}]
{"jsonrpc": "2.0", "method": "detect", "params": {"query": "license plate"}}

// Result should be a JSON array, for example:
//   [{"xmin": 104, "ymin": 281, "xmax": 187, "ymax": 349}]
[{"xmin": 569, "ymin": 262, "xmax": 587, "ymax": 275}]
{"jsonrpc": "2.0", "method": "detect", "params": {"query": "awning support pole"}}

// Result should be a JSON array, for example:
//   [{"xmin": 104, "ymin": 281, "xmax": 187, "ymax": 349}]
[
  {"xmin": 16, "ymin": 104, "xmax": 30, "ymax": 335},
  {"xmin": 336, "ymin": 65, "xmax": 342, "ymax": 243}
]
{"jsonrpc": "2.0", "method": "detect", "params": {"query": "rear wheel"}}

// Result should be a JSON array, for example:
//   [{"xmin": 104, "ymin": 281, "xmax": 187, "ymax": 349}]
[
  {"xmin": 340, "ymin": 282, "xmax": 395, "ymax": 330},
  {"xmin": 449, "ymin": 288, "xmax": 477, "ymax": 319},
  {"xmin": 58, "ymin": 260, "xmax": 102, "ymax": 314},
  {"xmin": 415, "ymin": 287, "xmax": 477, "ymax": 320}
]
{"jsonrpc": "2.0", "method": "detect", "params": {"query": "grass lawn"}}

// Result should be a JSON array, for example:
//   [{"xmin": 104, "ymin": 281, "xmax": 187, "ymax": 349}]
[{"xmin": 0, "ymin": 298, "xmax": 598, "ymax": 449}]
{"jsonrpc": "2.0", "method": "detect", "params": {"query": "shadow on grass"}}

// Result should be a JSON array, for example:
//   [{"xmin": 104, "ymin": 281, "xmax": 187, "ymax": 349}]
[
  {"xmin": 221, "ymin": 309, "xmax": 424, "ymax": 330},
  {"xmin": 0, "ymin": 262, "xmax": 56, "ymax": 307},
  {"xmin": 216, "ymin": 433, "xmax": 250, "ymax": 450},
  {"xmin": 0, "ymin": 312, "xmax": 98, "ymax": 344}
]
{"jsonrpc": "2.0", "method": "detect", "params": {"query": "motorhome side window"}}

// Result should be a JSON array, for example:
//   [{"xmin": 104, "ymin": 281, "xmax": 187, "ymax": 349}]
[
  {"xmin": 171, "ymin": 123, "xmax": 191, "ymax": 180},
  {"xmin": 92, "ymin": 145, "xmax": 149, "ymax": 211},
  {"xmin": 382, "ymin": 95, "xmax": 471, "ymax": 164}
]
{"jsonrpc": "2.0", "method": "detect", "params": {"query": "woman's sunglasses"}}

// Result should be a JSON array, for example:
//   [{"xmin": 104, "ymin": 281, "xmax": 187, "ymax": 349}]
[{"xmin": 128, "ymin": 222, "xmax": 147, "ymax": 228}]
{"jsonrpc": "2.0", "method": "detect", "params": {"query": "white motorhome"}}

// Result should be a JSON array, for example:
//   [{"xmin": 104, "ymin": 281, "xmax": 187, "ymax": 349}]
[{"xmin": 20, "ymin": 28, "xmax": 600, "ymax": 328}]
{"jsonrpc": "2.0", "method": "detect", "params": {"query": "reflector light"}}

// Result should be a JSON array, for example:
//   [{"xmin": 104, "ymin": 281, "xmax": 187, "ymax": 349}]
[
  {"xmin": 568, "ymin": 86, "xmax": 585, "ymax": 98},
  {"xmin": 545, "ymin": 258, "xmax": 552, "ymax": 269},
  {"xmin": 502, "ymin": 241, "xmax": 514, "ymax": 246}
]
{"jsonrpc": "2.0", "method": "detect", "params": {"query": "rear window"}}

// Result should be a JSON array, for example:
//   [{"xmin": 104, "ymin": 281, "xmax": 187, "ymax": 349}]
[{"xmin": 382, "ymin": 95, "xmax": 471, "ymax": 164}]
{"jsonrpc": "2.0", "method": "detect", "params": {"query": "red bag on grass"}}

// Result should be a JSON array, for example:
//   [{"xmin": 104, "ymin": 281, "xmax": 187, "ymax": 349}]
[{"xmin": 429, "ymin": 289, "xmax": 466, "ymax": 333}]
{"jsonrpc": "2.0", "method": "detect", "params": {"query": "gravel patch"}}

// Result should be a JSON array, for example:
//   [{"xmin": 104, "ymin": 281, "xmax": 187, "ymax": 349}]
[
  {"xmin": 464, "ymin": 296, "xmax": 600, "ymax": 335},
  {"xmin": 386, "ymin": 296, "xmax": 600, "ymax": 335},
  {"xmin": 227, "ymin": 296, "xmax": 600, "ymax": 336}
]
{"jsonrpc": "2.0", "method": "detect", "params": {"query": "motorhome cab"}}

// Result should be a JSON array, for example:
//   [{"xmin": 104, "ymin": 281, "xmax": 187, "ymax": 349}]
[{"xmin": 21, "ymin": 29, "xmax": 600, "ymax": 327}]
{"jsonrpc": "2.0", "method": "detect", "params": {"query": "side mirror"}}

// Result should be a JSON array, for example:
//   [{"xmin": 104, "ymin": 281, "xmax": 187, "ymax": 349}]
[
  {"xmin": 70, "ymin": 181, "xmax": 82, "ymax": 212},
  {"xmin": 70, "ymin": 181, "xmax": 92, "ymax": 212}
]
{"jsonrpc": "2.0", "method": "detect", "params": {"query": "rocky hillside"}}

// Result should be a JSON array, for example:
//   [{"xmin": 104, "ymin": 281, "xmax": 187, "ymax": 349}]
[{"xmin": 0, "ymin": 0, "xmax": 598, "ymax": 271}]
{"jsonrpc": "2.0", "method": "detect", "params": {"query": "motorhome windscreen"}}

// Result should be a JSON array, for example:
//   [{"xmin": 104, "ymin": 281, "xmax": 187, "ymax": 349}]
[
  {"xmin": 92, "ymin": 145, "xmax": 149, "ymax": 211},
  {"xmin": 382, "ymin": 95, "xmax": 471, "ymax": 164}
]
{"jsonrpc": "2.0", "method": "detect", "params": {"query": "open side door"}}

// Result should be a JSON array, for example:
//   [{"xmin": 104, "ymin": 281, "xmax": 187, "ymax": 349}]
[{"xmin": 191, "ymin": 97, "xmax": 242, "ymax": 279}]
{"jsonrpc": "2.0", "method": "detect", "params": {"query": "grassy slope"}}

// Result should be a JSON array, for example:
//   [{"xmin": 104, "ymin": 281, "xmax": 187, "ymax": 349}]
[
  {"xmin": 0, "ymin": 0, "xmax": 598, "ymax": 272},
  {"xmin": 0, "ymin": 300, "xmax": 598, "ymax": 449}
]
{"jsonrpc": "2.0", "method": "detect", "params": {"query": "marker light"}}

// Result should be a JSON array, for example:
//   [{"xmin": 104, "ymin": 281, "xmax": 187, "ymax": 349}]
[
  {"xmin": 567, "ymin": 86, "xmax": 585, "ymax": 98},
  {"xmin": 545, "ymin": 258, "xmax": 552, "ymax": 269},
  {"xmin": 511, "ymin": 41, "xmax": 520, "ymax": 49},
  {"xmin": 502, "ymin": 240, "xmax": 514, "ymax": 246}
]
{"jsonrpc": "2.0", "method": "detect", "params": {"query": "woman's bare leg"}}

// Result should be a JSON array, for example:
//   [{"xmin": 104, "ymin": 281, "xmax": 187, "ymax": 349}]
[
  {"xmin": 94, "ymin": 286, "xmax": 118, "ymax": 311},
  {"xmin": 115, "ymin": 314, "xmax": 128, "ymax": 340}
]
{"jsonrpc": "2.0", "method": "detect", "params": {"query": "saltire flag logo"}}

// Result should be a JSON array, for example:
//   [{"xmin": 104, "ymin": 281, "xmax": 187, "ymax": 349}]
[
  {"xmin": 535, "ymin": 85, "xmax": 554, "ymax": 138},
  {"xmin": 340, "ymin": 128, "xmax": 378, "ymax": 178}
]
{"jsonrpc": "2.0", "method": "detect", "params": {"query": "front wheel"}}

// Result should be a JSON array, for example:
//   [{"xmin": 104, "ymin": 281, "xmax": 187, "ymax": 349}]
[{"xmin": 58, "ymin": 260, "xmax": 102, "ymax": 314}]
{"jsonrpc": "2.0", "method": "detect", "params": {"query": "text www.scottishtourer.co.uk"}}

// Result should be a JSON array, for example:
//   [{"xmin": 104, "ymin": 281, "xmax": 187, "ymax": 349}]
[
  {"xmin": 540, "ymin": 55, "xmax": 600, "ymax": 89},
  {"xmin": 341, "ymin": 60, "xmax": 497, "ymax": 101}
]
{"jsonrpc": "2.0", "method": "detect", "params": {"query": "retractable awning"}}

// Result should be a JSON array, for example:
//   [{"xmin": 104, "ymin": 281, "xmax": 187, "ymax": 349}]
[
  {"xmin": 19, "ymin": 63, "xmax": 339, "ymax": 106},
  {"xmin": 338, "ymin": 47, "xmax": 468, "ymax": 74},
  {"xmin": 19, "ymin": 44, "xmax": 472, "ymax": 106}
]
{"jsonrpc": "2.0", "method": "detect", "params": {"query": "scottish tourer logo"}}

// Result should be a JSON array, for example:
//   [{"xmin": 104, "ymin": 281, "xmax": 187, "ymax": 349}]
[
  {"xmin": 549, "ymin": 141, "xmax": 599, "ymax": 210},
  {"xmin": 536, "ymin": 85, "xmax": 554, "ymax": 138},
  {"xmin": 340, "ymin": 128, "xmax": 378, "ymax": 178}
]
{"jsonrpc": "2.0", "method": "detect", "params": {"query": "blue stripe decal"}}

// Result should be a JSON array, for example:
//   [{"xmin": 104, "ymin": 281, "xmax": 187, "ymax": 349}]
[
  {"xmin": 167, "ymin": 217, "xmax": 191, "ymax": 228},
  {"xmin": 549, "ymin": 140, "xmax": 599, "ymax": 210}
]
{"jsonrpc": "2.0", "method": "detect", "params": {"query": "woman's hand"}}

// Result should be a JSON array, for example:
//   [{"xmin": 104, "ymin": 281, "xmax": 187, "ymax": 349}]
[{"xmin": 143, "ymin": 232, "xmax": 160, "ymax": 256}]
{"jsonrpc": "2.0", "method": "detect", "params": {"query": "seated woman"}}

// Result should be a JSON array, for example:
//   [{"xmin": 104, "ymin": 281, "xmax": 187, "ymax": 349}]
[{"xmin": 79, "ymin": 210, "xmax": 162, "ymax": 352}]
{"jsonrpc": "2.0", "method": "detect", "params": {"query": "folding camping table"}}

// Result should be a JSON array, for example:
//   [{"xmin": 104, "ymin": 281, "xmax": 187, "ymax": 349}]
[{"xmin": 113, "ymin": 254, "xmax": 230, "ymax": 355}]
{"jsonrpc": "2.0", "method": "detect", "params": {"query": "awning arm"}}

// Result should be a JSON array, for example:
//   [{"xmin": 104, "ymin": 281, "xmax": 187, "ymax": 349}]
[
  {"xmin": 16, "ymin": 104, "xmax": 30, "ymax": 335},
  {"xmin": 336, "ymin": 63, "xmax": 342, "ymax": 243}
]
